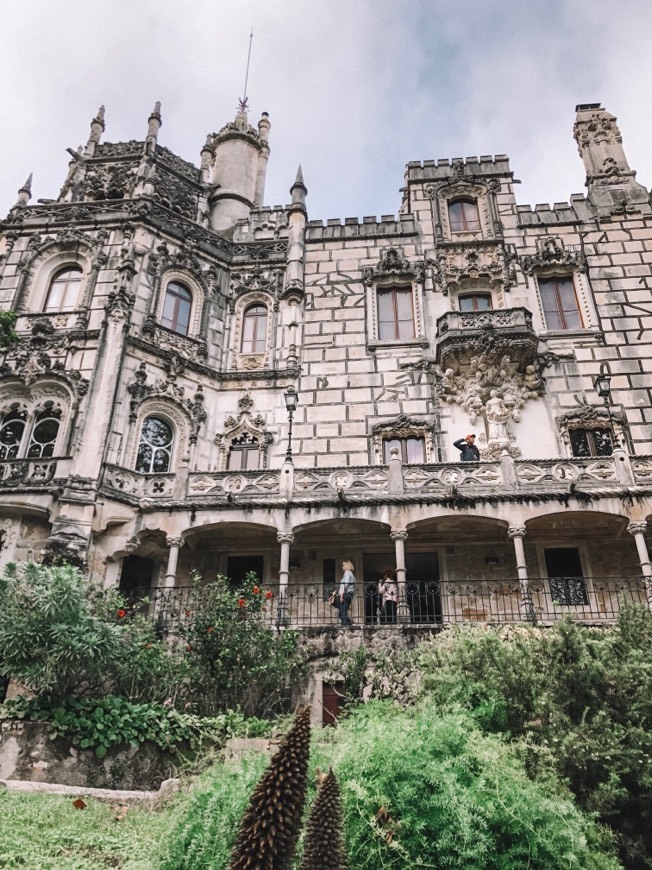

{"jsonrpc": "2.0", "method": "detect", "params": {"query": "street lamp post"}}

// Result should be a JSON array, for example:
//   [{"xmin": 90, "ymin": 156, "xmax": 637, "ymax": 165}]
[
  {"xmin": 594, "ymin": 361, "xmax": 617, "ymax": 448},
  {"xmin": 284, "ymin": 387, "xmax": 298, "ymax": 463}
]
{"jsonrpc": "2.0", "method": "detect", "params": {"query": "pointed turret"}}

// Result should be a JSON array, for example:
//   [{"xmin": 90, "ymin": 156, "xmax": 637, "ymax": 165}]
[
  {"xmin": 145, "ymin": 101, "xmax": 162, "ymax": 155},
  {"xmin": 290, "ymin": 165, "xmax": 307, "ymax": 212},
  {"xmin": 573, "ymin": 103, "xmax": 649, "ymax": 214},
  {"xmin": 207, "ymin": 106, "xmax": 272, "ymax": 232},
  {"xmin": 84, "ymin": 106, "xmax": 105, "ymax": 158},
  {"xmin": 13, "ymin": 173, "xmax": 32, "ymax": 209}
]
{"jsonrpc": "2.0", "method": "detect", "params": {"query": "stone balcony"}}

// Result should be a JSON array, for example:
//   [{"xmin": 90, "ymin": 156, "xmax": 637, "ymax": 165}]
[
  {"xmin": 96, "ymin": 453, "xmax": 652, "ymax": 508},
  {"xmin": 435, "ymin": 306, "xmax": 539, "ymax": 372}
]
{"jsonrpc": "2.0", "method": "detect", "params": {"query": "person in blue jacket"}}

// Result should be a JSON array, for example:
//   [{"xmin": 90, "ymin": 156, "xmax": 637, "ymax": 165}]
[{"xmin": 454, "ymin": 433, "xmax": 480, "ymax": 461}]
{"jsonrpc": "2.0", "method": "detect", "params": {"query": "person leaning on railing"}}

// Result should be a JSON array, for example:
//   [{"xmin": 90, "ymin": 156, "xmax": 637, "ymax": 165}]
[{"xmin": 378, "ymin": 569, "xmax": 398, "ymax": 624}]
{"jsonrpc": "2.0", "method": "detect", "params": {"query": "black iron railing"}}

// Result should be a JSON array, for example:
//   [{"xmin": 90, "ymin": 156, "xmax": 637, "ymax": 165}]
[{"xmin": 138, "ymin": 576, "xmax": 649, "ymax": 632}]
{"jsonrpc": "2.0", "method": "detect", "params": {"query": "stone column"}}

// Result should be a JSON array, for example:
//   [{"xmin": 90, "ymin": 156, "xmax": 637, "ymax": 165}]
[
  {"xmin": 508, "ymin": 526, "xmax": 535, "ymax": 623},
  {"xmin": 277, "ymin": 532, "xmax": 294, "ymax": 626},
  {"xmin": 391, "ymin": 529, "xmax": 410, "ymax": 623},
  {"xmin": 164, "ymin": 536, "xmax": 183, "ymax": 588},
  {"xmin": 627, "ymin": 522, "xmax": 652, "ymax": 608}
]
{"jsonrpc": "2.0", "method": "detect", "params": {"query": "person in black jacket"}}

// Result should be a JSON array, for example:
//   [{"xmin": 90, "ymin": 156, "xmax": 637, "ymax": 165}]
[{"xmin": 454, "ymin": 433, "xmax": 480, "ymax": 461}]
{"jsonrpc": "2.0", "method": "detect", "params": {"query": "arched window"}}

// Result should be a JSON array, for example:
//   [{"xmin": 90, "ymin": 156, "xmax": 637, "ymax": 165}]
[
  {"xmin": 135, "ymin": 416, "xmax": 173, "ymax": 473},
  {"xmin": 227, "ymin": 433, "xmax": 260, "ymax": 470},
  {"xmin": 161, "ymin": 281, "xmax": 192, "ymax": 335},
  {"xmin": 44, "ymin": 266, "xmax": 83, "ymax": 312},
  {"xmin": 0, "ymin": 407, "xmax": 27, "ymax": 459},
  {"xmin": 383, "ymin": 436, "xmax": 425, "ymax": 464},
  {"xmin": 458, "ymin": 293, "xmax": 492, "ymax": 312},
  {"xmin": 241, "ymin": 304, "xmax": 268, "ymax": 354},
  {"xmin": 448, "ymin": 199, "xmax": 481, "ymax": 232},
  {"xmin": 26, "ymin": 407, "xmax": 61, "ymax": 458}
]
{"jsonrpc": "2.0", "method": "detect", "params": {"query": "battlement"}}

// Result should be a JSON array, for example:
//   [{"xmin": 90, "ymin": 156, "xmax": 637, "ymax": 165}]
[
  {"xmin": 305, "ymin": 214, "xmax": 416, "ymax": 240},
  {"xmin": 405, "ymin": 154, "xmax": 512, "ymax": 183}
]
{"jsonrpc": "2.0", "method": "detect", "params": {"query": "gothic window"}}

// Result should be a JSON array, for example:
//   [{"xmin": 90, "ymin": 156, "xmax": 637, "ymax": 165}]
[
  {"xmin": 538, "ymin": 277, "xmax": 583, "ymax": 331},
  {"xmin": 569, "ymin": 427, "xmax": 613, "ymax": 458},
  {"xmin": 383, "ymin": 436, "xmax": 425, "ymax": 464},
  {"xmin": 377, "ymin": 286, "xmax": 415, "ymax": 341},
  {"xmin": 161, "ymin": 281, "xmax": 192, "ymax": 335},
  {"xmin": 458, "ymin": 293, "xmax": 492, "ymax": 312},
  {"xmin": 44, "ymin": 266, "xmax": 83, "ymax": 312},
  {"xmin": 448, "ymin": 198, "xmax": 481, "ymax": 232},
  {"xmin": 241, "ymin": 304, "xmax": 268, "ymax": 354},
  {"xmin": 26, "ymin": 407, "xmax": 61, "ymax": 458},
  {"xmin": 544, "ymin": 547, "xmax": 589, "ymax": 606},
  {"xmin": 0, "ymin": 407, "xmax": 27, "ymax": 459},
  {"xmin": 135, "ymin": 416, "xmax": 173, "ymax": 473},
  {"xmin": 227, "ymin": 433, "xmax": 261, "ymax": 470}
]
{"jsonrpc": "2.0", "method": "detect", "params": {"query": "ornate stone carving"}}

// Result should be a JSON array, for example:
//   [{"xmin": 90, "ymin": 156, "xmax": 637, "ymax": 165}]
[
  {"xmin": 432, "ymin": 242, "xmax": 517, "ymax": 295},
  {"xmin": 520, "ymin": 237, "xmax": 587, "ymax": 276},
  {"xmin": 362, "ymin": 246, "xmax": 425, "ymax": 285},
  {"xmin": 229, "ymin": 267, "xmax": 282, "ymax": 304},
  {"xmin": 371, "ymin": 414, "xmax": 437, "ymax": 463},
  {"xmin": 126, "ymin": 360, "xmax": 206, "ymax": 443},
  {"xmin": 214, "ymin": 393, "xmax": 272, "ymax": 470}
]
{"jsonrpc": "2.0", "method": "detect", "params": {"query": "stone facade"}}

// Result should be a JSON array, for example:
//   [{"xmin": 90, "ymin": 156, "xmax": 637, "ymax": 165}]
[{"xmin": 0, "ymin": 101, "xmax": 651, "ymax": 656}]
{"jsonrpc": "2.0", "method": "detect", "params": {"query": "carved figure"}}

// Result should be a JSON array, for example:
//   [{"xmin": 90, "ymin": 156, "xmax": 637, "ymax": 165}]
[{"xmin": 485, "ymin": 390, "xmax": 511, "ymax": 447}]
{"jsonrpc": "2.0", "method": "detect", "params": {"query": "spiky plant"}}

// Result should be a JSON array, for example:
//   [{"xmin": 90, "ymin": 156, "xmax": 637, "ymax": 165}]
[
  {"xmin": 300, "ymin": 768, "xmax": 347, "ymax": 870},
  {"xmin": 228, "ymin": 706, "xmax": 312, "ymax": 870}
]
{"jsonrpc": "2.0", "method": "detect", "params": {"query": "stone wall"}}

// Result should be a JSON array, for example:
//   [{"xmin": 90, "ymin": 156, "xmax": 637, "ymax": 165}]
[{"xmin": 0, "ymin": 720, "xmax": 187, "ymax": 790}]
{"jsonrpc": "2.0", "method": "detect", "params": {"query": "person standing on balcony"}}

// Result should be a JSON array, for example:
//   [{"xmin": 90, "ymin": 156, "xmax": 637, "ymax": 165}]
[
  {"xmin": 339, "ymin": 560, "xmax": 356, "ymax": 626},
  {"xmin": 454, "ymin": 433, "xmax": 480, "ymax": 461},
  {"xmin": 378, "ymin": 569, "xmax": 398, "ymax": 624}
]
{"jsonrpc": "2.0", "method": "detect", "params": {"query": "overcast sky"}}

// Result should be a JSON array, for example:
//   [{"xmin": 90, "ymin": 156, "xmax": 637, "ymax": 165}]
[{"xmin": 1, "ymin": 0, "xmax": 651, "ymax": 223}]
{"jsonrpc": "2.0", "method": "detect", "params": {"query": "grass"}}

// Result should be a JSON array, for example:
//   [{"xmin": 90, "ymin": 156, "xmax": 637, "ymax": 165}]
[{"xmin": 0, "ymin": 789, "xmax": 183, "ymax": 869}]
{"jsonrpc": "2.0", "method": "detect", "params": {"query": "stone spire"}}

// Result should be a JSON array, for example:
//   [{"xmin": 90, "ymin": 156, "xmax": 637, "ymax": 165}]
[
  {"xmin": 13, "ymin": 173, "xmax": 32, "ymax": 209},
  {"xmin": 145, "ymin": 101, "xmax": 162, "ymax": 155},
  {"xmin": 573, "ymin": 103, "xmax": 649, "ymax": 214},
  {"xmin": 84, "ymin": 106, "xmax": 105, "ymax": 158},
  {"xmin": 290, "ymin": 165, "xmax": 307, "ymax": 212}
]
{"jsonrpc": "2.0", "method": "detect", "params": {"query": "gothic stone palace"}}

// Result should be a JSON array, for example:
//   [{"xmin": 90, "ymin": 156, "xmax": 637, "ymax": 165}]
[{"xmin": 1, "ymin": 101, "xmax": 651, "ymax": 629}]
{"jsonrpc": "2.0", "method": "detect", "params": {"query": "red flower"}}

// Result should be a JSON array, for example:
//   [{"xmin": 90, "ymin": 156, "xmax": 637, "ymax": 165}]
[
  {"xmin": 207, "ymin": 626, "xmax": 214, "ymax": 634},
  {"xmin": 265, "ymin": 590, "xmax": 273, "ymax": 599},
  {"xmin": 116, "ymin": 609, "xmax": 127, "ymax": 619},
  {"xmin": 253, "ymin": 586, "xmax": 260, "ymax": 594},
  {"xmin": 184, "ymin": 609, "xmax": 192, "ymax": 617},
  {"xmin": 186, "ymin": 643, "xmax": 192, "ymax": 652},
  {"xmin": 238, "ymin": 598, "xmax": 246, "ymax": 607}
]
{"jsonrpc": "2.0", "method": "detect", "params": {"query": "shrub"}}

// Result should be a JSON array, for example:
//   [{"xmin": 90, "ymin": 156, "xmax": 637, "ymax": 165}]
[
  {"xmin": 317, "ymin": 702, "xmax": 618, "ymax": 869},
  {"xmin": 178, "ymin": 573, "xmax": 306, "ymax": 718},
  {"xmin": 0, "ymin": 563, "xmax": 129, "ymax": 699}
]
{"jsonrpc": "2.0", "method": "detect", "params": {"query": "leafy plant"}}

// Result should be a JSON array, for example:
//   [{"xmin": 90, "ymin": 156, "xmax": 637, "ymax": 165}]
[
  {"xmin": 0, "ymin": 310, "xmax": 17, "ymax": 349},
  {"xmin": 178, "ymin": 572, "xmax": 306, "ymax": 718},
  {"xmin": 0, "ymin": 562, "xmax": 130, "ymax": 699},
  {"xmin": 316, "ymin": 701, "xmax": 618, "ymax": 869},
  {"xmin": 0, "ymin": 694, "xmax": 220, "ymax": 758}
]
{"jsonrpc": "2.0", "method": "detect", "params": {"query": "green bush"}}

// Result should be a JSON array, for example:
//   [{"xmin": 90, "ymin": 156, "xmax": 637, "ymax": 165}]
[
  {"xmin": 316, "ymin": 702, "xmax": 618, "ymax": 869},
  {"xmin": 0, "ymin": 563, "xmax": 129, "ymax": 699},
  {"xmin": 178, "ymin": 573, "xmax": 306, "ymax": 718},
  {"xmin": 417, "ymin": 610, "xmax": 652, "ymax": 867}
]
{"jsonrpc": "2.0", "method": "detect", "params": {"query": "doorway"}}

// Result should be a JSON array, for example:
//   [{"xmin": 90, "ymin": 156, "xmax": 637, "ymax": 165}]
[
  {"xmin": 227, "ymin": 555, "xmax": 265, "ymax": 589},
  {"xmin": 544, "ymin": 547, "xmax": 588, "ymax": 606},
  {"xmin": 362, "ymin": 552, "xmax": 440, "ymax": 624}
]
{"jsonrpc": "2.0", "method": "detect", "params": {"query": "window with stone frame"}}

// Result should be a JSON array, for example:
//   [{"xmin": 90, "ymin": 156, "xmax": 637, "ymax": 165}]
[
  {"xmin": 161, "ymin": 281, "xmax": 192, "ymax": 335},
  {"xmin": 372, "ymin": 415, "xmax": 435, "ymax": 465},
  {"xmin": 0, "ymin": 403, "xmax": 62, "ymax": 460},
  {"xmin": 135, "ymin": 415, "xmax": 174, "ymax": 474},
  {"xmin": 538, "ymin": 276, "xmax": 583, "ymax": 331},
  {"xmin": 448, "ymin": 198, "xmax": 481, "ymax": 232},
  {"xmin": 377, "ymin": 285, "xmax": 416, "ymax": 341},
  {"xmin": 241, "ymin": 303, "xmax": 268, "ymax": 354},
  {"xmin": 383, "ymin": 435, "xmax": 425, "ymax": 464},
  {"xmin": 569, "ymin": 427, "xmax": 613, "ymax": 458},
  {"xmin": 458, "ymin": 292, "xmax": 492, "ymax": 312},
  {"xmin": 227, "ymin": 433, "xmax": 261, "ymax": 470},
  {"xmin": 44, "ymin": 265, "xmax": 83, "ymax": 312}
]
